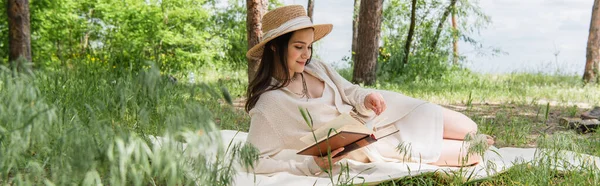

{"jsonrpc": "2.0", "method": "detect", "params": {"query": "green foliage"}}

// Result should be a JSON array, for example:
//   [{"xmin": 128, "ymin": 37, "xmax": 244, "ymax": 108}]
[
  {"xmin": 92, "ymin": 0, "xmax": 219, "ymax": 72},
  {"xmin": 29, "ymin": 0, "xmax": 82, "ymax": 67},
  {"xmin": 377, "ymin": 0, "xmax": 491, "ymax": 82},
  {"xmin": 0, "ymin": 63, "xmax": 257, "ymax": 185},
  {"xmin": 210, "ymin": 0, "xmax": 249, "ymax": 70},
  {"xmin": 207, "ymin": 0, "xmax": 283, "ymax": 70},
  {"xmin": 4, "ymin": 0, "xmax": 276, "ymax": 73},
  {"xmin": 0, "ymin": 2, "xmax": 7, "ymax": 65}
]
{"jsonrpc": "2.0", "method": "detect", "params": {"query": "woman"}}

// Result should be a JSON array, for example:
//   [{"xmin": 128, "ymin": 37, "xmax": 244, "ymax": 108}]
[{"xmin": 245, "ymin": 5, "xmax": 493, "ymax": 176}]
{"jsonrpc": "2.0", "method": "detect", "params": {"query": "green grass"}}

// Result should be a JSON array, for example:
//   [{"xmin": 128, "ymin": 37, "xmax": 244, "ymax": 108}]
[
  {"xmin": 2, "ymin": 63, "xmax": 599, "ymax": 185},
  {"xmin": 0, "ymin": 63, "xmax": 255, "ymax": 185}
]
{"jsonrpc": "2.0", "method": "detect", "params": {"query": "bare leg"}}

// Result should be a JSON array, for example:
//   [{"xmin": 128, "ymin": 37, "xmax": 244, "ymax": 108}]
[
  {"xmin": 431, "ymin": 139, "xmax": 481, "ymax": 166},
  {"xmin": 381, "ymin": 104, "xmax": 492, "ymax": 165},
  {"xmin": 442, "ymin": 107, "xmax": 478, "ymax": 140},
  {"xmin": 441, "ymin": 107, "xmax": 495, "ymax": 148}
]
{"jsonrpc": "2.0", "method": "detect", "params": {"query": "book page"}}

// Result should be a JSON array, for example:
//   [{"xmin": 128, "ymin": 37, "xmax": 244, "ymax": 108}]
[
  {"xmin": 372, "ymin": 125, "xmax": 399, "ymax": 139},
  {"xmin": 364, "ymin": 116, "xmax": 389, "ymax": 131},
  {"xmin": 299, "ymin": 113, "xmax": 365, "ymax": 145}
]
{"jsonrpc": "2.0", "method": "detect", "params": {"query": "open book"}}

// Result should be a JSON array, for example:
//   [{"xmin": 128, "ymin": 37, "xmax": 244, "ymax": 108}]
[{"xmin": 296, "ymin": 113, "xmax": 398, "ymax": 158}]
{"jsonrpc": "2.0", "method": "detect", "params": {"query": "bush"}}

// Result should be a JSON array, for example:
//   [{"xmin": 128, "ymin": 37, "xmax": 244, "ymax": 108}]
[{"xmin": 0, "ymin": 63, "xmax": 256, "ymax": 185}]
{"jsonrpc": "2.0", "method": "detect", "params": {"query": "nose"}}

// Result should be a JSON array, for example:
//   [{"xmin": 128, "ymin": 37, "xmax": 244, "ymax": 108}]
[{"xmin": 302, "ymin": 49, "xmax": 310, "ymax": 59}]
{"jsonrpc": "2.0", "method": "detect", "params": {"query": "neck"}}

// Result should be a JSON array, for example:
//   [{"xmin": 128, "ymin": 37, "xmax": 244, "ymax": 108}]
[
  {"xmin": 291, "ymin": 71, "xmax": 301, "ymax": 80},
  {"xmin": 273, "ymin": 71, "xmax": 302, "ymax": 82}
]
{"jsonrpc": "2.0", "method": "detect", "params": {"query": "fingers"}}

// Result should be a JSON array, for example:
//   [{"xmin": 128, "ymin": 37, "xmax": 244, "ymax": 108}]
[
  {"xmin": 323, "ymin": 147, "xmax": 345, "ymax": 161},
  {"xmin": 332, "ymin": 147, "xmax": 344, "ymax": 155},
  {"xmin": 372, "ymin": 93, "xmax": 386, "ymax": 115},
  {"xmin": 331, "ymin": 154, "xmax": 348, "ymax": 163},
  {"xmin": 365, "ymin": 93, "xmax": 387, "ymax": 115},
  {"xmin": 376, "ymin": 97, "xmax": 383, "ymax": 115},
  {"xmin": 320, "ymin": 154, "xmax": 347, "ymax": 168},
  {"xmin": 366, "ymin": 97, "xmax": 376, "ymax": 110},
  {"xmin": 315, "ymin": 148, "xmax": 344, "ymax": 161},
  {"xmin": 379, "ymin": 94, "xmax": 387, "ymax": 114},
  {"xmin": 366, "ymin": 94, "xmax": 378, "ymax": 113},
  {"xmin": 314, "ymin": 148, "xmax": 347, "ymax": 169}
]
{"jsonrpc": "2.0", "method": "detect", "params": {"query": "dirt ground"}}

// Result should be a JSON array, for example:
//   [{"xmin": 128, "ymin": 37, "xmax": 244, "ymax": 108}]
[{"xmin": 442, "ymin": 102, "xmax": 597, "ymax": 147}]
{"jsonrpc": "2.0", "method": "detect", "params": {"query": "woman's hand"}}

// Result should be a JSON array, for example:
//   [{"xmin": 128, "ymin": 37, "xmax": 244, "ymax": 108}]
[
  {"xmin": 365, "ymin": 92, "xmax": 387, "ymax": 115},
  {"xmin": 313, "ymin": 147, "xmax": 347, "ymax": 170}
]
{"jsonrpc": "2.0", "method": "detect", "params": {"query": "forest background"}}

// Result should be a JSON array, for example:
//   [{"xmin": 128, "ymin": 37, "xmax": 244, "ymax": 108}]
[{"xmin": 1, "ymin": 0, "xmax": 599, "ymax": 185}]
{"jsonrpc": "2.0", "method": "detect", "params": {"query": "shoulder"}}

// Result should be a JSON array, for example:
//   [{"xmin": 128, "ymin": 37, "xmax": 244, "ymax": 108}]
[
  {"xmin": 249, "ymin": 90, "xmax": 286, "ymax": 114},
  {"xmin": 259, "ymin": 89, "xmax": 284, "ymax": 102},
  {"xmin": 307, "ymin": 59, "xmax": 328, "ymax": 70},
  {"xmin": 306, "ymin": 59, "xmax": 336, "ymax": 79}
]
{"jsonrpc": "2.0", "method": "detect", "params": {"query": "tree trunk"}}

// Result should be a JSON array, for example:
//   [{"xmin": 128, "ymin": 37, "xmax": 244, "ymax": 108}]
[
  {"xmin": 431, "ymin": 0, "xmax": 457, "ymax": 51},
  {"xmin": 307, "ymin": 0, "xmax": 314, "ymax": 22},
  {"xmin": 352, "ymin": 0, "xmax": 383, "ymax": 85},
  {"xmin": 403, "ymin": 0, "xmax": 417, "ymax": 65},
  {"xmin": 246, "ymin": 0, "xmax": 266, "ymax": 83},
  {"xmin": 452, "ymin": 6, "xmax": 458, "ymax": 65},
  {"xmin": 7, "ymin": 0, "xmax": 32, "ymax": 69},
  {"xmin": 351, "ymin": 0, "xmax": 360, "ymax": 63},
  {"xmin": 82, "ymin": 8, "xmax": 94, "ymax": 54},
  {"xmin": 584, "ymin": 0, "xmax": 600, "ymax": 83}
]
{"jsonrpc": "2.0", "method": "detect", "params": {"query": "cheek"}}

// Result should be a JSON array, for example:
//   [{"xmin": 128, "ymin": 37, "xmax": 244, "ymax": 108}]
[{"xmin": 287, "ymin": 49, "xmax": 301, "ymax": 61}]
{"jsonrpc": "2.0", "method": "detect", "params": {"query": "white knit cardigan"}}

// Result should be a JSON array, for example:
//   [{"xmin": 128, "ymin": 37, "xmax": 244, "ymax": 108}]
[{"xmin": 246, "ymin": 60, "xmax": 428, "ymax": 176}]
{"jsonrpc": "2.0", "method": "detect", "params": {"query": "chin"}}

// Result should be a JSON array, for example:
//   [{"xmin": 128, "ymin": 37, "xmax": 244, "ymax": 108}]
[
  {"xmin": 288, "ymin": 65, "xmax": 305, "ymax": 74},
  {"xmin": 291, "ymin": 66, "xmax": 304, "ymax": 72}
]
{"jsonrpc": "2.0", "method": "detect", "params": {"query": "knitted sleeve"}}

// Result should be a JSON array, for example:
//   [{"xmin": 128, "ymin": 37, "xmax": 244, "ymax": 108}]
[
  {"xmin": 246, "ymin": 108, "xmax": 323, "ymax": 176},
  {"xmin": 318, "ymin": 61, "xmax": 374, "ymax": 116}
]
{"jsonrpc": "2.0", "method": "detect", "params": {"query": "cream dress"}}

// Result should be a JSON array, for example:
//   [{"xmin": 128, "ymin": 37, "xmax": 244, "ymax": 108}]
[{"xmin": 246, "ymin": 60, "xmax": 444, "ymax": 176}]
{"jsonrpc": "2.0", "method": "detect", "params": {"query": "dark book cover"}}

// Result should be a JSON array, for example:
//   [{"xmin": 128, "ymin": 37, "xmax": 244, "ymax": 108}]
[{"xmin": 297, "ymin": 128, "xmax": 399, "ymax": 157}]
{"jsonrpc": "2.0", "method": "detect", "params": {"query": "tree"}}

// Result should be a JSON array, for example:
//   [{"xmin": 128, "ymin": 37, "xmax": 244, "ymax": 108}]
[
  {"xmin": 81, "ymin": 8, "xmax": 94, "ymax": 54},
  {"xmin": 378, "ymin": 0, "xmax": 490, "ymax": 81},
  {"xmin": 402, "ymin": 0, "xmax": 417, "ymax": 65},
  {"xmin": 584, "ymin": 0, "xmax": 600, "ymax": 83},
  {"xmin": 452, "ymin": 2, "xmax": 458, "ymax": 65},
  {"xmin": 430, "ymin": 0, "xmax": 458, "ymax": 65},
  {"xmin": 351, "ymin": 0, "xmax": 360, "ymax": 64},
  {"xmin": 352, "ymin": 0, "xmax": 383, "ymax": 85},
  {"xmin": 246, "ymin": 0, "xmax": 267, "ymax": 82},
  {"xmin": 431, "ymin": 0, "xmax": 457, "ymax": 52},
  {"xmin": 7, "ymin": 0, "xmax": 32, "ymax": 70},
  {"xmin": 307, "ymin": 0, "xmax": 314, "ymax": 22}
]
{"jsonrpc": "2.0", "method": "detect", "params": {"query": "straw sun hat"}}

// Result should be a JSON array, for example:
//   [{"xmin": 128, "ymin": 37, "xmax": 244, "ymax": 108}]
[{"xmin": 246, "ymin": 5, "xmax": 333, "ymax": 60}]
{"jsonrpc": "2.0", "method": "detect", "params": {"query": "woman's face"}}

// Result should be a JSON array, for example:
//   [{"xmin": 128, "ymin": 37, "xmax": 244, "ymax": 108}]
[{"xmin": 286, "ymin": 28, "xmax": 314, "ymax": 77}]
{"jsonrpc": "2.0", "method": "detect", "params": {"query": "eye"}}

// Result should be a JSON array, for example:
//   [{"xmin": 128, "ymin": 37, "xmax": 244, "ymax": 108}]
[{"xmin": 294, "ymin": 46, "xmax": 303, "ymax": 49}]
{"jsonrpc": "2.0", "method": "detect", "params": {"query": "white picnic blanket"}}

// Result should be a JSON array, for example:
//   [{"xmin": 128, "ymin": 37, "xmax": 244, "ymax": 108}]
[{"xmin": 151, "ymin": 130, "xmax": 600, "ymax": 186}]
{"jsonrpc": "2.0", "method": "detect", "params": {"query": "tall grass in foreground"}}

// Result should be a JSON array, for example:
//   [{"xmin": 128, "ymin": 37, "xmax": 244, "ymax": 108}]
[
  {"xmin": 383, "ymin": 131, "xmax": 600, "ymax": 185},
  {"xmin": 0, "ymin": 63, "xmax": 256, "ymax": 185}
]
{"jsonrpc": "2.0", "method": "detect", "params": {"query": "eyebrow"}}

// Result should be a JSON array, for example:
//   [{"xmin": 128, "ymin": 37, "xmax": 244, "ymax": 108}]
[{"xmin": 292, "ymin": 41, "xmax": 311, "ymax": 45}]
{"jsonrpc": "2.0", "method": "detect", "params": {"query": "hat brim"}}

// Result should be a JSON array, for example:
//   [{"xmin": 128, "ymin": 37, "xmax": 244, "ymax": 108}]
[{"xmin": 246, "ymin": 24, "xmax": 333, "ymax": 60}]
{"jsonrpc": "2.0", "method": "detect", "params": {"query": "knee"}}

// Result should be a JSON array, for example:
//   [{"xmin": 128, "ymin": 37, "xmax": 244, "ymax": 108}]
[
  {"xmin": 443, "ymin": 107, "xmax": 478, "ymax": 133},
  {"xmin": 465, "ymin": 117, "xmax": 478, "ymax": 133}
]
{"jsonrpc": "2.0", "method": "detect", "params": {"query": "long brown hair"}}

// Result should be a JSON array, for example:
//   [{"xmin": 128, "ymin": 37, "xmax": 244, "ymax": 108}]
[{"xmin": 245, "ymin": 31, "xmax": 313, "ymax": 112}]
